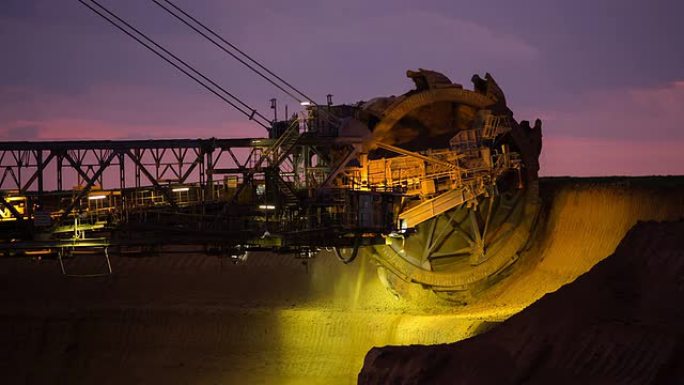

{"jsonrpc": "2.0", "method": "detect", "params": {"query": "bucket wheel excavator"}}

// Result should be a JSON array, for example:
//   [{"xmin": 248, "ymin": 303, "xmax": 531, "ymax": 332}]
[{"xmin": 1, "ymin": 0, "xmax": 543, "ymax": 302}]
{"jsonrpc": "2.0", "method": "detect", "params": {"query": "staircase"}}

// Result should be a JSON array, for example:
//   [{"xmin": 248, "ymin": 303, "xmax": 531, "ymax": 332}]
[
  {"xmin": 271, "ymin": 121, "xmax": 301, "ymax": 206},
  {"xmin": 227, "ymin": 120, "xmax": 301, "ymax": 206},
  {"xmin": 275, "ymin": 174, "xmax": 299, "ymax": 206},
  {"xmin": 272, "ymin": 122, "xmax": 300, "ymax": 166}
]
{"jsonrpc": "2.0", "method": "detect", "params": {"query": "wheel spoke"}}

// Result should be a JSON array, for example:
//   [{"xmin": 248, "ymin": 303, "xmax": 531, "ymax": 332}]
[
  {"xmin": 482, "ymin": 194, "xmax": 495, "ymax": 243},
  {"xmin": 424, "ymin": 213, "xmax": 457, "ymax": 256},
  {"xmin": 421, "ymin": 218, "xmax": 439, "ymax": 260},
  {"xmin": 468, "ymin": 209, "xmax": 483, "ymax": 248}
]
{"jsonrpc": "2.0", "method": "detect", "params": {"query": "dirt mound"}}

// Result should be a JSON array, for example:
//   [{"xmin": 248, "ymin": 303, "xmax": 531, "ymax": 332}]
[{"xmin": 358, "ymin": 220, "xmax": 684, "ymax": 384}]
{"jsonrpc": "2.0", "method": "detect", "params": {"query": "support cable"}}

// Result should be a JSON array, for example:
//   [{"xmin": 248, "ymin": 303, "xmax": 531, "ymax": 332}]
[
  {"xmin": 77, "ymin": 0, "xmax": 271, "ymax": 129},
  {"xmin": 151, "ymin": 0, "xmax": 317, "ymax": 105}
]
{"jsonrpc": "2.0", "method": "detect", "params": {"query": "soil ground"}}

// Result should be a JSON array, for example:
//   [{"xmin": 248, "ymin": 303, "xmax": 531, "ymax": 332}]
[{"xmin": 1, "ymin": 177, "xmax": 684, "ymax": 384}]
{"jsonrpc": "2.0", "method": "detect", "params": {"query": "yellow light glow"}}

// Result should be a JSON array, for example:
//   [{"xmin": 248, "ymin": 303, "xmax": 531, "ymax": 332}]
[
  {"xmin": 172, "ymin": 187, "xmax": 190, "ymax": 192},
  {"xmin": 258, "ymin": 204, "xmax": 276, "ymax": 210},
  {"xmin": 88, "ymin": 195, "xmax": 106, "ymax": 200}
]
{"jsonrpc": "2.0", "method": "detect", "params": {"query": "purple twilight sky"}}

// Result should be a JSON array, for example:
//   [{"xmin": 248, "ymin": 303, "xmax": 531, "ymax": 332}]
[{"xmin": 1, "ymin": 0, "xmax": 683, "ymax": 176}]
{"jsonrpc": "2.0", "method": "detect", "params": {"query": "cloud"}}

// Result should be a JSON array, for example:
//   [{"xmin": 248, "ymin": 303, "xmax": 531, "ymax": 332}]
[
  {"xmin": 4, "ymin": 0, "xmax": 681, "ymax": 177},
  {"xmin": 1, "ymin": 0, "xmax": 542, "ymax": 144},
  {"xmin": 231, "ymin": 7, "xmax": 540, "ymax": 100},
  {"xmin": 512, "ymin": 81, "xmax": 684, "ymax": 176},
  {"xmin": 0, "ymin": 117, "xmax": 257, "ymax": 141},
  {"xmin": 523, "ymin": 81, "xmax": 684, "ymax": 142},
  {"xmin": 540, "ymin": 136, "xmax": 684, "ymax": 177},
  {"xmin": 1, "ymin": 125, "xmax": 40, "ymax": 140},
  {"xmin": 0, "ymin": 83, "xmax": 264, "ymax": 141}
]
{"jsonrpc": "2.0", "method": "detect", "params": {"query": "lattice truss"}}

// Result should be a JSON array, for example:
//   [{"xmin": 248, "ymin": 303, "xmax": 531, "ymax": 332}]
[{"xmin": 0, "ymin": 140, "xmax": 283, "ymax": 218}]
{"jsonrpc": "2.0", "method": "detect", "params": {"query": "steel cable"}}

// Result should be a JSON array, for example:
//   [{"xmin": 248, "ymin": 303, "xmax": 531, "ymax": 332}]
[
  {"xmin": 152, "ymin": 0, "xmax": 317, "ymax": 105},
  {"xmin": 78, "ymin": 0, "xmax": 271, "ymax": 129}
]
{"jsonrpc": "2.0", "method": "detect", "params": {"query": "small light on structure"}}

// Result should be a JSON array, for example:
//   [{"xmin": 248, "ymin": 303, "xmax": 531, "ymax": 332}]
[
  {"xmin": 299, "ymin": 101, "xmax": 312, "ymax": 106},
  {"xmin": 258, "ymin": 204, "xmax": 276, "ymax": 210},
  {"xmin": 88, "ymin": 194, "xmax": 107, "ymax": 200},
  {"xmin": 172, "ymin": 187, "xmax": 190, "ymax": 193}
]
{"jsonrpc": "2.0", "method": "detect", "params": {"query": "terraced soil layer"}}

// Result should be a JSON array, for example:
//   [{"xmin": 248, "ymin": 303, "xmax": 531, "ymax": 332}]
[
  {"xmin": 1, "ymin": 177, "xmax": 683, "ymax": 385},
  {"xmin": 359, "ymin": 219, "xmax": 684, "ymax": 384}
]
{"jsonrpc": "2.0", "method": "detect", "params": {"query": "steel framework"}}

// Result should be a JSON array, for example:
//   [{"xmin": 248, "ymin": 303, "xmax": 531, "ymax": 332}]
[{"xmin": 0, "ymin": 119, "xmax": 397, "ymax": 256}]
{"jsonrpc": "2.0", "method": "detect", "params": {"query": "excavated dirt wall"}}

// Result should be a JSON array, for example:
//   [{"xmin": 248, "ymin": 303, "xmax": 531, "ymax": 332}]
[
  {"xmin": 1, "ymin": 177, "xmax": 683, "ymax": 384},
  {"xmin": 358, "ymin": 220, "xmax": 684, "ymax": 384}
]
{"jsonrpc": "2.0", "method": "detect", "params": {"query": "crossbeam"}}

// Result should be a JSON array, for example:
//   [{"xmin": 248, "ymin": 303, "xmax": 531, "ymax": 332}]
[{"xmin": 374, "ymin": 142, "xmax": 462, "ymax": 171}]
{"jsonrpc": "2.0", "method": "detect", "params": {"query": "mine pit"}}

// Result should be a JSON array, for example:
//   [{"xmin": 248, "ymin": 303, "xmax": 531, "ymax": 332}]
[{"xmin": 2, "ymin": 178, "xmax": 683, "ymax": 384}]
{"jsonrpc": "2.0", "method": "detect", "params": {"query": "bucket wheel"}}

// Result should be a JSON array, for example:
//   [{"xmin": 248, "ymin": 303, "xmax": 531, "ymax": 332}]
[{"xmin": 360, "ymin": 70, "xmax": 543, "ymax": 301}]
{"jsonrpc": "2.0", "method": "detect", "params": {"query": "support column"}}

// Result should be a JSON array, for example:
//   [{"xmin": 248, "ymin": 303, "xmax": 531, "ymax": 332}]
[
  {"xmin": 37, "ymin": 151, "xmax": 44, "ymax": 193},
  {"xmin": 57, "ymin": 155, "xmax": 63, "ymax": 191},
  {"xmin": 206, "ymin": 149, "xmax": 213, "ymax": 201},
  {"xmin": 119, "ymin": 153, "xmax": 126, "ymax": 190},
  {"xmin": 134, "ymin": 149, "xmax": 141, "ymax": 188}
]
